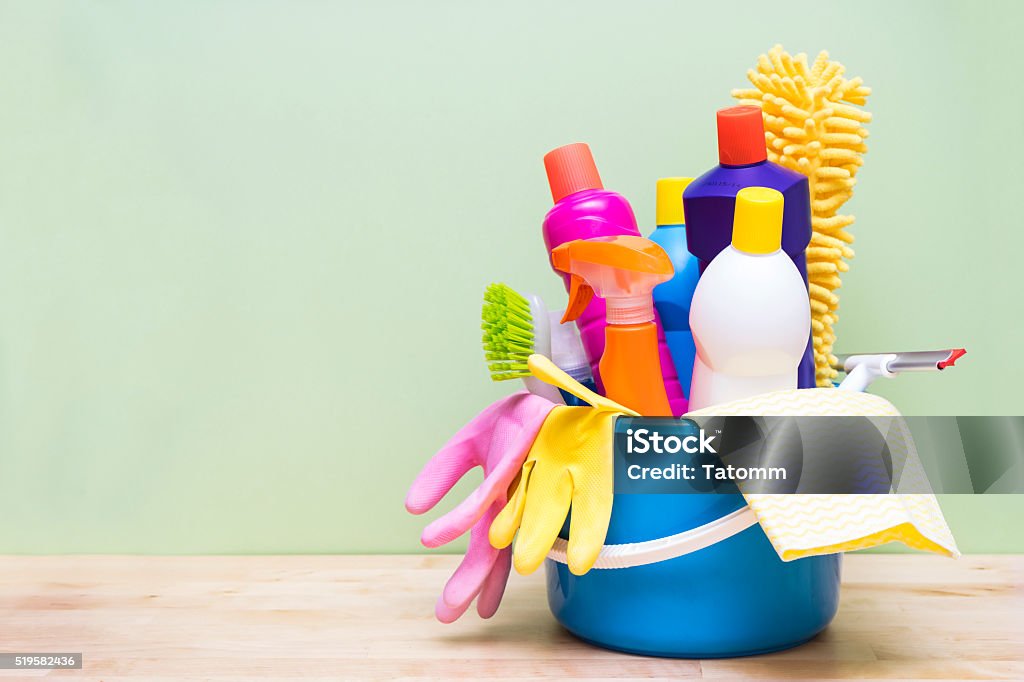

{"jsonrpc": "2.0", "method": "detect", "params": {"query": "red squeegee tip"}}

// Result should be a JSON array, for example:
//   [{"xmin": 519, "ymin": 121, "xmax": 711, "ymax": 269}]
[{"xmin": 938, "ymin": 348, "xmax": 967, "ymax": 370}]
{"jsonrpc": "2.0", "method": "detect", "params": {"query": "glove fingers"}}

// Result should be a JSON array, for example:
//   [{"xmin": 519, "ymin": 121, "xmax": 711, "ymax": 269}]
[
  {"xmin": 435, "ymin": 593, "xmax": 471, "ymax": 624},
  {"xmin": 489, "ymin": 461, "xmax": 533, "ymax": 549},
  {"xmin": 481, "ymin": 404, "xmax": 550, "ymax": 489},
  {"xmin": 406, "ymin": 444, "xmax": 481, "ymax": 517},
  {"xmin": 440, "ymin": 507, "xmax": 500, "ymax": 611},
  {"xmin": 476, "ymin": 547, "xmax": 512, "ymax": 619},
  {"xmin": 567, "ymin": 469, "xmax": 614, "ymax": 576},
  {"xmin": 422, "ymin": 409, "xmax": 547, "ymax": 547},
  {"xmin": 420, "ymin": 481, "xmax": 493, "ymax": 548},
  {"xmin": 406, "ymin": 394, "xmax": 523, "ymax": 515},
  {"xmin": 513, "ymin": 468, "xmax": 572, "ymax": 575}
]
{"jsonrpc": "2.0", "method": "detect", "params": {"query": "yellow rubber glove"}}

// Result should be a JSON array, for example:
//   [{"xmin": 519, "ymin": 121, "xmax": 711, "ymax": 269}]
[{"xmin": 489, "ymin": 354, "xmax": 638, "ymax": 576}]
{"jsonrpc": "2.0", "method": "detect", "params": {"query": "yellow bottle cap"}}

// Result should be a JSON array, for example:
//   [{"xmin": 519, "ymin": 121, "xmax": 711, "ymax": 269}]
[
  {"xmin": 732, "ymin": 186, "xmax": 784, "ymax": 254},
  {"xmin": 655, "ymin": 177, "xmax": 693, "ymax": 226}
]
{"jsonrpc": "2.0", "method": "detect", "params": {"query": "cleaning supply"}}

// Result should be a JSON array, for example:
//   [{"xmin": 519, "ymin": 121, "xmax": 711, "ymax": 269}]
[
  {"xmin": 481, "ymin": 283, "xmax": 563, "ymax": 404},
  {"xmin": 405, "ymin": 391, "xmax": 557, "ymax": 622},
  {"xmin": 834, "ymin": 348, "xmax": 966, "ymax": 391},
  {"xmin": 546, "ymin": 506, "xmax": 840, "ymax": 657},
  {"xmin": 542, "ymin": 143, "xmax": 687, "ymax": 415},
  {"xmin": 543, "ymin": 385, "xmax": 956, "ymax": 658},
  {"xmin": 688, "ymin": 187, "xmax": 811, "ymax": 410},
  {"xmin": 551, "ymin": 235, "xmax": 675, "ymax": 416},
  {"xmin": 686, "ymin": 388, "xmax": 960, "ymax": 560},
  {"xmin": 489, "ymin": 354, "xmax": 638, "ymax": 576},
  {"xmin": 548, "ymin": 310, "xmax": 597, "ymax": 406},
  {"xmin": 732, "ymin": 45, "xmax": 872, "ymax": 385},
  {"xmin": 649, "ymin": 177, "xmax": 699, "ymax": 402},
  {"xmin": 682, "ymin": 106, "xmax": 816, "ymax": 389}
]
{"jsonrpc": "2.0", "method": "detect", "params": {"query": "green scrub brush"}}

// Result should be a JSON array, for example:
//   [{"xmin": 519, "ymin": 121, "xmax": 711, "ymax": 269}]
[{"xmin": 481, "ymin": 283, "xmax": 562, "ymax": 403}]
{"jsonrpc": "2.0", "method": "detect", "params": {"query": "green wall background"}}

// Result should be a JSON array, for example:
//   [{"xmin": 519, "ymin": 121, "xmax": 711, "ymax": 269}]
[{"xmin": 1, "ymin": 1, "xmax": 1021, "ymax": 554}]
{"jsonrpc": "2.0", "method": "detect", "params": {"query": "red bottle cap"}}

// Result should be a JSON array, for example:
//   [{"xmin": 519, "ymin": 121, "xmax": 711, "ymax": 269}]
[
  {"xmin": 717, "ymin": 106, "xmax": 768, "ymax": 166},
  {"xmin": 544, "ymin": 143, "xmax": 604, "ymax": 203}
]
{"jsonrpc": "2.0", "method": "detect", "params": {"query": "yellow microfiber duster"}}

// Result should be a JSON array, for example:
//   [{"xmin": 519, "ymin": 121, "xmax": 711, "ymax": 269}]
[
  {"xmin": 688, "ymin": 389, "xmax": 959, "ymax": 560},
  {"xmin": 732, "ymin": 45, "xmax": 871, "ymax": 386}
]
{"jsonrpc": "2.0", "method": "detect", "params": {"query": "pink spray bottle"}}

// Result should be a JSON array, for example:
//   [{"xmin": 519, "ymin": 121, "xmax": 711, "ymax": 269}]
[{"xmin": 541, "ymin": 143, "xmax": 687, "ymax": 416}]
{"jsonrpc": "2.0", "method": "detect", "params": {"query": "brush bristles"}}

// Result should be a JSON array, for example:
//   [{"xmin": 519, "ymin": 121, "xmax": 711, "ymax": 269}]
[{"xmin": 481, "ymin": 283, "xmax": 535, "ymax": 381}]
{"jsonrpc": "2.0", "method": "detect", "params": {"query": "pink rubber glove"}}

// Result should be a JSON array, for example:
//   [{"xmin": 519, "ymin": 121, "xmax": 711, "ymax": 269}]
[{"xmin": 405, "ymin": 391, "xmax": 555, "ymax": 622}]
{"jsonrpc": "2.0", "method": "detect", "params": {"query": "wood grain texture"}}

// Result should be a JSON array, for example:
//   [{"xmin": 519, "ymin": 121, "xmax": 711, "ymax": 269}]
[{"xmin": 0, "ymin": 554, "xmax": 1020, "ymax": 680}]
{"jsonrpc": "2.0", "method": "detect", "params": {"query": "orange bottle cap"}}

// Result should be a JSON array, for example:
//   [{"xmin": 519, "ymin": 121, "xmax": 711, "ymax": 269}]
[
  {"xmin": 544, "ymin": 143, "xmax": 603, "ymax": 203},
  {"xmin": 717, "ymin": 106, "xmax": 768, "ymax": 166}
]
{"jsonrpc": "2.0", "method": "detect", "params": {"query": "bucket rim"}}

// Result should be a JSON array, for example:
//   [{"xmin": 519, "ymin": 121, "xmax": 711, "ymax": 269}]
[{"xmin": 546, "ymin": 505, "xmax": 759, "ymax": 569}]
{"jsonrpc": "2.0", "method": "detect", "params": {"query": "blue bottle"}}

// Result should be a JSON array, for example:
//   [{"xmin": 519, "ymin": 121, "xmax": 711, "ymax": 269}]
[{"xmin": 650, "ymin": 177, "xmax": 700, "ymax": 403}]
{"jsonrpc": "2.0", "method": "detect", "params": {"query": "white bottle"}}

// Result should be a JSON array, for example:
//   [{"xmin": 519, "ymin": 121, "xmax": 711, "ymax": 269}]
[{"xmin": 688, "ymin": 187, "xmax": 811, "ymax": 411}]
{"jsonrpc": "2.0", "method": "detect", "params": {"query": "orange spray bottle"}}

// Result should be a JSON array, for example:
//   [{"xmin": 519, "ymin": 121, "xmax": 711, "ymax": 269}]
[{"xmin": 551, "ymin": 235, "xmax": 674, "ymax": 416}]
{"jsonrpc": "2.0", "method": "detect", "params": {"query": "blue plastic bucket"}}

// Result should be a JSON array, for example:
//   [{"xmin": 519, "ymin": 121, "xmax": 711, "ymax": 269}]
[{"xmin": 545, "ymin": 493, "xmax": 841, "ymax": 658}]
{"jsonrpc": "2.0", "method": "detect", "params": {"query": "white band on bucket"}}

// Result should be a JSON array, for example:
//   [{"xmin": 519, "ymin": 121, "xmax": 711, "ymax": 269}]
[{"xmin": 546, "ymin": 506, "xmax": 759, "ymax": 570}]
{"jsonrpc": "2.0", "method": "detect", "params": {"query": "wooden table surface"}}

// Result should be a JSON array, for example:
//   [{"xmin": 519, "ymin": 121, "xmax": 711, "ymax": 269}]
[{"xmin": 0, "ymin": 554, "xmax": 1021, "ymax": 681}]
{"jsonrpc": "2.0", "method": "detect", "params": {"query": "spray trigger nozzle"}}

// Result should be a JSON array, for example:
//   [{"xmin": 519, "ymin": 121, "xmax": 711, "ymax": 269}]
[
  {"xmin": 562, "ymin": 275, "xmax": 593, "ymax": 323},
  {"xmin": 551, "ymin": 235, "xmax": 673, "ymax": 325}
]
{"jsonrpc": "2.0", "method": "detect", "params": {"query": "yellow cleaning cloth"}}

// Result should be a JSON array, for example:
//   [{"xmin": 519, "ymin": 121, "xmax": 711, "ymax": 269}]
[
  {"xmin": 688, "ymin": 389, "xmax": 959, "ymax": 560},
  {"xmin": 489, "ymin": 355, "xmax": 638, "ymax": 576}
]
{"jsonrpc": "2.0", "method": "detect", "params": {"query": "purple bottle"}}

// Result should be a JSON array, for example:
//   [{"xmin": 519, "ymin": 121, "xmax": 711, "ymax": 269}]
[
  {"xmin": 682, "ymin": 106, "xmax": 816, "ymax": 389},
  {"xmin": 542, "ymin": 143, "xmax": 687, "ymax": 416}
]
